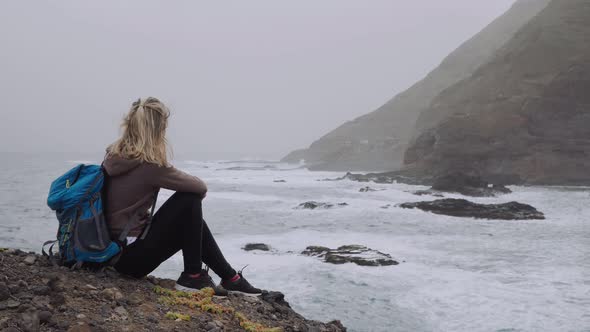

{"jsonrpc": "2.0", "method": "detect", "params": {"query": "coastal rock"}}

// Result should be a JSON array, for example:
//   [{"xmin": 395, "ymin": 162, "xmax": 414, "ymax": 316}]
[
  {"xmin": 412, "ymin": 190, "xmax": 444, "ymax": 197},
  {"xmin": 400, "ymin": 198, "xmax": 545, "ymax": 220},
  {"xmin": 405, "ymin": 1, "xmax": 590, "ymax": 185},
  {"xmin": 295, "ymin": 201, "xmax": 348, "ymax": 210},
  {"xmin": 427, "ymin": 173, "xmax": 512, "ymax": 197},
  {"xmin": 359, "ymin": 187, "xmax": 384, "ymax": 192},
  {"xmin": 242, "ymin": 243, "xmax": 271, "ymax": 252},
  {"xmin": 282, "ymin": 0, "xmax": 550, "ymax": 172},
  {"xmin": 302, "ymin": 245, "xmax": 398, "ymax": 267}
]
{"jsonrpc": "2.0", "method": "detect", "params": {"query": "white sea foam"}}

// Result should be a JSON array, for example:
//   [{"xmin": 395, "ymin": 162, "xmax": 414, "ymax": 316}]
[{"xmin": 2, "ymin": 158, "xmax": 589, "ymax": 332}]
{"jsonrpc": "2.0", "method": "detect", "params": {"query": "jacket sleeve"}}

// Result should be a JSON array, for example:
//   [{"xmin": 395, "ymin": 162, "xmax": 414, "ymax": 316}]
[{"xmin": 148, "ymin": 164, "xmax": 208, "ymax": 195}]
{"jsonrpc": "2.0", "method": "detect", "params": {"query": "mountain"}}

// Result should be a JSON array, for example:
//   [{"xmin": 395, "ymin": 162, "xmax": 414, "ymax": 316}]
[
  {"xmin": 404, "ymin": 0, "xmax": 590, "ymax": 185},
  {"xmin": 283, "ymin": 0, "xmax": 551, "ymax": 171}
]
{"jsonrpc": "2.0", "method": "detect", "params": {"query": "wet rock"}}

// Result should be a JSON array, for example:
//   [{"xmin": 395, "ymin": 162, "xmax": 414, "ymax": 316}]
[
  {"xmin": 412, "ymin": 190, "xmax": 444, "ymax": 197},
  {"xmin": 302, "ymin": 245, "xmax": 398, "ymax": 266},
  {"xmin": 242, "ymin": 243, "xmax": 271, "ymax": 252},
  {"xmin": 295, "ymin": 201, "xmax": 348, "ymax": 210},
  {"xmin": 400, "ymin": 198, "xmax": 545, "ymax": 220},
  {"xmin": 430, "ymin": 173, "xmax": 512, "ymax": 197},
  {"xmin": 23, "ymin": 256, "xmax": 36, "ymax": 265},
  {"xmin": 359, "ymin": 187, "xmax": 384, "ymax": 192}
]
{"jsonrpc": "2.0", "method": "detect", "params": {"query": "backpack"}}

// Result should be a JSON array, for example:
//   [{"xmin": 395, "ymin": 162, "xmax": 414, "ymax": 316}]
[{"xmin": 44, "ymin": 164, "xmax": 121, "ymax": 267}]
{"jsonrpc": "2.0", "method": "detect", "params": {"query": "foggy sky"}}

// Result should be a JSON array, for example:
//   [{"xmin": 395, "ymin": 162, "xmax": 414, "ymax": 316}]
[{"xmin": 0, "ymin": 1, "xmax": 516, "ymax": 160}]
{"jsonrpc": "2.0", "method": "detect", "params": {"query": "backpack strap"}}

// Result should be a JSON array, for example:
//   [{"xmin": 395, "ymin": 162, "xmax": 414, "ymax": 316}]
[
  {"xmin": 42, "ymin": 240, "xmax": 60, "ymax": 266},
  {"xmin": 138, "ymin": 190, "xmax": 159, "ymax": 240},
  {"xmin": 117, "ymin": 190, "xmax": 159, "ymax": 242}
]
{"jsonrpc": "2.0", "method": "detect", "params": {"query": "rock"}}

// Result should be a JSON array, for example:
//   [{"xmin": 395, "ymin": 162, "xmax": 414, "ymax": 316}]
[
  {"xmin": 84, "ymin": 284, "xmax": 97, "ymax": 291},
  {"xmin": 32, "ymin": 286, "xmax": 51, "ymax": 296},
  {"xmin": 0, "ymin": 299, "xmax": 21, "ymax": 310},
  {"xmin": 76, "ymin": 314, "xmax": 86, "ymax": 320},
  {"xmin": 205, "ymin": 321, "xmax": 217, "ymax": 331},
  {"xmin": 2, "ymin": 327, "xmax": 20, "ymax": 332},
  {"xmin": 67, "ymin": 324, "xmax": 93, "ymax": 332},
  {"xmin": 301, "ymin": 246, "xmax": 330, "ymax": 257},
  {"xmin": 427, "ymin": 173, "xmax": 512, "ymax": 197},
  {"xmin": 145, "ymin": 276, "xmax": 159, "ymax": 286},
  {"xmin": 113, "ymin": 306, "xmax": 128, "ymax": 319},
  {"xmin": 359, "ymin": 187, "xmax": 383, "ymax": 192},
  {"xmin": 31, "ymin": 296, "xmax": 50, "ymax": 309},
  {"xmin": 400, "ymin": 199, "xmax": 545, "ymax": 220},
  {"xmin": 413, "ymin": 190, "xmax": 444, "ymax": 197},
  {"xmin": 284, "ymin": 0, "xmax": 551, "ymax": 173},
  {"xmin": 404, "ymin": 1, "xmax": 590, "ymax": 186},
  {"xmin": 302, "ymin": 245, "xmax": 398, "ymax": 267},
  {"xmin": 126, "ymin": 293, "xmax": 142, "ymax": 306},
  {"xmin": 273, "ymin": 180, "xmax": 287, "ymax": 183},
  {"xmin": 100, "ymin": 288, "xmax": 123, "ymax": 302},
  {"xmin": 38, "ymin": 310, "xmax": 52, "ymax": 324},
  {"xmin": 16, "ymin": 280, "xmax": 28, "ymax": 289},
  {"xmin": 23, "ymin": 256, "xmax": 36, "ymax": 265},
  {"xmin": 0, "ymin": 283, "xmax": 9, "ymax": 301},
  {"xmin": 242, "ymin": 243, "xmax": 271, "ymax": 252},
  {"xmin": 295, "ymin": 201, "xmax": 347, "ymax": 210},
  {"xmin": 49, "ymin": 293, "xmax": 65, "ymax": 307},
  {"xmin": 261, "ymin": 291, "xmax": 290, "ymax": 308},
  {"xmin": 19, "ymin": 311, "xmax": 39, "ymax": 332}
]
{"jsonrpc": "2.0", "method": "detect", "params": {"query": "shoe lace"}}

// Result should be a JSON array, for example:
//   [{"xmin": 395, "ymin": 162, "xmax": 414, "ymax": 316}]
[{"xmin": 237, "ymin": 264, "xmax": 249, "ymax": 276}]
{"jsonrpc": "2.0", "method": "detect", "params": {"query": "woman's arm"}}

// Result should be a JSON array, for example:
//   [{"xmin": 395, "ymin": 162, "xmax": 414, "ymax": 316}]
[{"xmin": 148, "ymin": 164, "xmax": 208, "ymax": 195}]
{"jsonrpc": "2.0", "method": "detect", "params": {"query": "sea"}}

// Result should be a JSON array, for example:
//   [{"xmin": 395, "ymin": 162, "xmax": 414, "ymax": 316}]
[{"xmin": 1, "ymin": 152, "xmax": 589, "ymax": 332}]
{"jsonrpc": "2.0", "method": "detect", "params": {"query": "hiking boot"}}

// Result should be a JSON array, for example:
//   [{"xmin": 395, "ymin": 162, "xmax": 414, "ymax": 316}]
[
  {"xmin": 221, "ymin": 270, "xmax": 262, "ymax": 297},
  {"xmin": 175, "ymin": 270, "xmax": 228, "ymax": 296}
]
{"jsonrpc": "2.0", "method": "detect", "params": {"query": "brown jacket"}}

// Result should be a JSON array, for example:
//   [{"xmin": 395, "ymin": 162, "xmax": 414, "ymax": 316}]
[{"xmin": 102, "ymin": 155, "xmax": 207, "ymax": 239}]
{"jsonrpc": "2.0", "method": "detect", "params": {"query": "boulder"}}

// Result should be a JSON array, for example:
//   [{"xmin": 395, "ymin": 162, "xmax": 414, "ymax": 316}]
[
  {"xmin": 295, "ymin": 202, "xmax": 348, "ymax": 210},
  {"xmin": 400, "ymin": 198, "xmax": 545, "ymax": 220},
  {"xmin": 302, "ymin": 245, "xmax": 398, "ymax": 267},
  {"xmin": 242, "ymin": 243, "xmax": 271, "ymax": 252}
]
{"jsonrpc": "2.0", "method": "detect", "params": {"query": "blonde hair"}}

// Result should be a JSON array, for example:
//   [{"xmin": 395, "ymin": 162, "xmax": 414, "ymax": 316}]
[{"xmin": 108, "ymin": 97, "xmax": 171, "ymax": 166}]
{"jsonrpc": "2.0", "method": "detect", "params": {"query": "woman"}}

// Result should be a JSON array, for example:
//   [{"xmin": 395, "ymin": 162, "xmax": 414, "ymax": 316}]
[{"xmin": 103, "ymin": 97, "xmax": 261, "ymax": 296}]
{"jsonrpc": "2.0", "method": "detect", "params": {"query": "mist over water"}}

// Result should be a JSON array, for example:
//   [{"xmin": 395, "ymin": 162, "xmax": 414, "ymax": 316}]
[{"xmin": 2, "ymin": 153, "xmax": 589, "ymax": 332}]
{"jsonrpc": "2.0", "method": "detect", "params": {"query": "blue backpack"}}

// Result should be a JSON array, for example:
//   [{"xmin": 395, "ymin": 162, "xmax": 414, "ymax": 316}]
[{"xmin": 44, "ymin": 164, "xmax": 121, "ymax": 267}]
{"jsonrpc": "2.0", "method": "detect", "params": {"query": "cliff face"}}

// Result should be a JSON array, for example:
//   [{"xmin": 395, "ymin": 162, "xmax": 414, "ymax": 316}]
[
  {"xmin": 283, "ymin": 0, "xmax": 551, "ymax": 171},
  {"xmin": 404, "ymin": 0, "xmax": 590, "ymax": 185}
]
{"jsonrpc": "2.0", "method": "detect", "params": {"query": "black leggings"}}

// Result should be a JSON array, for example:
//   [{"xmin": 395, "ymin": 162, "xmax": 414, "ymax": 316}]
[{"xmin": 114, "ymin": 192, "xmax": 236, "ymax": 280}]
